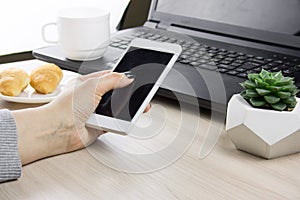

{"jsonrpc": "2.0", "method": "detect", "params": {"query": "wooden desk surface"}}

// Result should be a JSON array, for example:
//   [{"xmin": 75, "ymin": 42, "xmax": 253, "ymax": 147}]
[{"xmin": 0, "ymin": 60, "xmax": 300, "ymax": 200}]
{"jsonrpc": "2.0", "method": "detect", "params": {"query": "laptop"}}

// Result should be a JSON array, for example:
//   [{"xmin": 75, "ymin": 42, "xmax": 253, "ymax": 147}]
[{"xmin": 33, "ymin": 0, "xmax": 300, "ymax": 113}]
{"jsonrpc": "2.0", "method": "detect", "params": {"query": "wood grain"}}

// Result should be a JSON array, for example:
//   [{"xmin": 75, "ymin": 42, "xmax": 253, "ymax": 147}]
[{"xmin": 0, "ymin": 60, "xmax": 299, "ymax": 200}]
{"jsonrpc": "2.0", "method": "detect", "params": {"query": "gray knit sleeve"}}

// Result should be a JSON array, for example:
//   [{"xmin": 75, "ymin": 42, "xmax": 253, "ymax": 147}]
[{"xmin": 0, "ymin": 109, "xmax": 21, "ymax": 183}]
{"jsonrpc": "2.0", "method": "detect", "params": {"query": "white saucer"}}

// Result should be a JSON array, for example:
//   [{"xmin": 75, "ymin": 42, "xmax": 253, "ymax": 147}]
[{"xmin": 0, "ymin": 63, "xmax": 79, "ymax": 104}]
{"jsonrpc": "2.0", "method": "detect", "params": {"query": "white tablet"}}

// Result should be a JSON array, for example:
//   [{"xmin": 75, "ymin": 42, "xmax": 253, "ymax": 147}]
[{"xmin": 86, "ymin": 38, "xmax": 182, "ymax": 134}]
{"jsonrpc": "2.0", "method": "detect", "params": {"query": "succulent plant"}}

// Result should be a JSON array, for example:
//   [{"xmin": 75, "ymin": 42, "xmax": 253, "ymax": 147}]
[{"xmin": 240, "ymin": 69, "xmax": 299, "ymax": 111}]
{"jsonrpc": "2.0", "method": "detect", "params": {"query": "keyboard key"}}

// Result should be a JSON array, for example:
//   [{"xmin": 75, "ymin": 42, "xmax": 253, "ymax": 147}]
[
  {"xmin": 217, "ymin": 52, "xmax": 228, "ymax": 56},
  {"xmin": 120, "ymin": 41, "xmax": 129, "ymax": 45},
  {"xmin": 209, "ymin": 46, "xmax": 218, "ymax": 50},
  {"xmin": 201, "ymin": 55, "xmax": 213, "ymax": 60},
  {"xmin": 190, "ymin": 45, "xmax": 201, "ymax": 50},
  {"xmin": 270, "ymin": 67, "xmax": 280, "ymax": 72},
  {"xmin": 224, "ymin": 57, "xmax": 235, "ymax": 62},
  {"xmin": 227, "ymin": 71, "xmax": 239, "ymax": 76},
  {"xmin": 253, "ymin": 67, "xmax": 262, "ymax": 73},
  {"xmin": 119, "ymin": 45, "xmax": 128, "ymax": 49},
  {"xmin": 182, "ymin": 51, "xmax": 193, "ymax": 56},
  {"xmin": 274, "ymin": 60, "xmax": 284, "ymax": 64},
  {"xmin": 246, "ymin": 70, "xmax": 255, "ymax": 74},
  {"xmin": 218, "ymin": 64, "xmax": 236, "ymax": 70},
  {"xmin": 198, "ymin": 59, "xmax": 209, "ymax": 64},
  {"xmin": 237, "ymin": 73, "xmax": 248, "ymax": 78},
  {"xmin": 227, "ymin": 54, "xmax": 239, "ymax": 58},
  {"xmin": 197, "ymin": 64, "xmax": 217, "ymax": 70},
  {"xmin": 255, "ymin": 56, "xmax": 264, "ymax": 60},
  {"xmin": 187, "ymin": 49, "xmax": 198, "ymax": 53},
  {"xmin": 246, "ymin": 54, "xmax": 255, "ymax": 58},
  {"xmin": 110, "ymin": 43, "xmax": 121, "ymax": 47},
  {"xmin": 220, "ymin": 60, "xmax": 232, "ymax": 65},
  {"xmin": 187, "ymin": 57, "xmax": 198, "ymax": 62},
  {"xmin": 214, "ymin": 55, "xmax": 225, "ymax": 59},
  {"xmin": 268, "ymin": 62, "xmax": 279, "ymax": 67},
  {"xmin": 217, "ymin": 68, "xmax": 228, "ymax": 73},
  {"xmin": 193, "ymin": 53, "xmax": 203, "ymax": 58},
  {"xmin": 190, "ymin": 62, "xmax": 200, "ymax": 67},
  {"xmin": 240, "ymin": 62, "xmax": 260, "ymax": 70},
  {"xmin": 234, "ymin": 60, "xmax": 246, "ymax": 64},
  {"xmin": 249, "ymin": 58, "xmax": 267, "ymax": 65},
  {"xmin": 265, "ymin": 58, "xmax": 273, "ymax": 63},
  {"xmin": 284, "ymin": 62, "xmax": 296, "ymax": 68},
  {"xmin": 236, "ymin": 68, "xmax": 247, "ymax": 72},
  {"xmin": 231, "ymin": 62, "xmax": 242, "ymax": 67},
  {"xmin": 262, "ymin": 65, "xmax": 271, "ymax": 70},
  {"xmin": 283, "ymin": 69, "xmax": 293, "ymax": 76},
  {"xmin": 236, "ymin": 56, "xmax": 248, "ymax": 60},
  {"xmin": 208, "ymin": 49, "xmax": 218, "ymax": 53},
  {"xmin": 212, "ymin": 58, "xmax": 222, "ymax": 63},
  {"xmin": 180, "ymin": 55, "xmax": 190, "ymax": 60},
  {"xmin": 179, "ymin": 59, "xmax": 191, "ymax": 64}
]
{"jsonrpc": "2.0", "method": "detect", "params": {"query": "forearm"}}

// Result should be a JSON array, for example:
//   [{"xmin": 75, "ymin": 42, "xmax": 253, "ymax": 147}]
[{"xmin": 12, "ymin": 105, "xmax": 71, "ymax": 165}]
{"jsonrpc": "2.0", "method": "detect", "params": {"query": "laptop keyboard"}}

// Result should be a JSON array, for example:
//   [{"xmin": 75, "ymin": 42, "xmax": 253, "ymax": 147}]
[{"xmin": 110, "ymin": 31, "xmax": 300, "ymax": 79}]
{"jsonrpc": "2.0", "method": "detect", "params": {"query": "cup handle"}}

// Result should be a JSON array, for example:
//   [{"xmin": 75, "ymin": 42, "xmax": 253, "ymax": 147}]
[{"xmin": 42, "ymin": 23, "xmax": 58, "ymax": 43}]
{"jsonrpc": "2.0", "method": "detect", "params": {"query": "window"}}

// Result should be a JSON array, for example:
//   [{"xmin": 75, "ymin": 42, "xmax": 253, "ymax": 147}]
[{"xmin": 0, "ymin": 0, "xmax": 129, "ymax": 55}]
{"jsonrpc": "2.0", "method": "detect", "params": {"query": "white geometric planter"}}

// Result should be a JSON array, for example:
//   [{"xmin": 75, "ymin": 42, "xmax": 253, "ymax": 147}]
[{"xmin": 226, "ymin": 94, "xmax": 300, "ymax": 159}]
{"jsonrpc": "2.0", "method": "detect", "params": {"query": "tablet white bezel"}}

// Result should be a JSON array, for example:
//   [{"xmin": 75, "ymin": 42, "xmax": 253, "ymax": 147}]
[{"xmin": 86, "ymin": 38, "xmax": 182, "ymax": 134}]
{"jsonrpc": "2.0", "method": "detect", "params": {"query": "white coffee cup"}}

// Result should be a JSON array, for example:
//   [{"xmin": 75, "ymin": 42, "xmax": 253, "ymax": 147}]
[{"xmin": 42, "ymin": 7, "xmax": 110, "ymax": 61}]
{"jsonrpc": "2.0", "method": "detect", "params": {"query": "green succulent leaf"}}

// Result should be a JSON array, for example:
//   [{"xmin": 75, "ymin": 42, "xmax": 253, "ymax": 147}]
[
  {"xmin": 259, "ymin": 69, "xmax": 269, "ymax": 79},
  {"xmin": 282, "ymin": 96, "xmax": 296, "ymax": 104},
  {"xmin": 272, "ymin": 71, "xmax": 284, "ymax": 81},
  {"xmin": 256, "ymin": 88, "xmax": 271, "ymax": 96},
  {"xmin": 292, "ymin": 89, "xmax": 299, "ymax": 96},
  {"xmin": 255, "ymin": 80, "xmax": 268, "ymax": 88},
  {"xmin": 241, "ymin": 80, "xmax": 256, "ymax": 89},
  {"xmin": 250, "ymin": 97, "xmax": 266, "ymax": 107},
  {"xmin": 246, "ymin": 89, "xmax": 259, "ymax": 98},
  {"xmin": 271, "ymin": 102, "xmax": 287, "ymax": 111},
  {"xmin": 240, "ymin": 90, "xmax": 249, "ymax": 99},
  {"xmin": 267, "ymin": 85, "xmax": 282, "ymax": 92},
  {"xmin": 265, "ymin": 78, "xmax": 277, "ymax": 85},
  {"xmin": 248, "ymin": 73, "xmax": 261, "ymax": 82},
  {"xmin": 290, "ymin": 101, "xmax": 297, "ymax": 108},
  {"xmin": 277, "ymin": 91, "xmax": 291, "ymax": 99},
  {"xmin": 274, "ymin": 77, "xmax": 294, "ymax": 86},
  {"xmin": 264, "ymin": 95, "xmax": 280, "ymax": 104},
  {"xmin": 282, "ymin": 84, "xmax": 297, "ymax": 92}
]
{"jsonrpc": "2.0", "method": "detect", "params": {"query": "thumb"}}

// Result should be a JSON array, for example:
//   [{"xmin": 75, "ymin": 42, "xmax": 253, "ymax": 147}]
[{"xmin": 96, "ymin": 72, "xmax": 134, "ymax": 96}]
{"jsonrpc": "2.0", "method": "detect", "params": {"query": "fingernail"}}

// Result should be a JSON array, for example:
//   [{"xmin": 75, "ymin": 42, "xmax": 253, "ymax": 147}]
[{"xmin": 124, "ymin": 71, "xmax": 135, "ymax": 79}]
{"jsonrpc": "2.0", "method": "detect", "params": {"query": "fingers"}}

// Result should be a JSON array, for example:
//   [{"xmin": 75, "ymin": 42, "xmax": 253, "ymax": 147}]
[
  {"xmin": 80, "ymin": 70, "xmax": 111, "ymax": 81},
  {"xmin": 95, "ymin": 72, "xmax": 134, "ymax": 96}
]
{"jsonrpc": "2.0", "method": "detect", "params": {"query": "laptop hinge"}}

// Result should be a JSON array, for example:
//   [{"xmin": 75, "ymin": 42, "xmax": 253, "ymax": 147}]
[
  {"xmin": 156, "ymin": 22, "xmax": 170, "ymax": 30},
  {"xmin": 144, "ymin": 21, "xmax": 158, "ymax": 28}
]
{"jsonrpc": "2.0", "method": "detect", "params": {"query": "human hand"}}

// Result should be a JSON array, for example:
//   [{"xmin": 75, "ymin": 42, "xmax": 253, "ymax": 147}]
[{"xmin": 13, "ymin": 71, "xmax": 150, "ymax": 165}]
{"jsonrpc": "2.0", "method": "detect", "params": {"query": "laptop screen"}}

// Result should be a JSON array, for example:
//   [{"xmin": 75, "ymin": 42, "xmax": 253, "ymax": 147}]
[
  {"xmin": 156, "ymin": 0, "xmax": 300, "ymax": 36},
  {"xmin": 152, "ymin": 0, "xmax": 300, "ymax": 48}
]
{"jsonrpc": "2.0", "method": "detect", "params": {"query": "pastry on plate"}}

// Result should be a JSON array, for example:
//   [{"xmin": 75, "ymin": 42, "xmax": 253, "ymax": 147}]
[
  {"xmin": 30, "ymin": 64, "xmax": 63, "ymax": 94},
  {"xmin": 0, "ymin": 68, "xmax": 30, "ymax": 96}
]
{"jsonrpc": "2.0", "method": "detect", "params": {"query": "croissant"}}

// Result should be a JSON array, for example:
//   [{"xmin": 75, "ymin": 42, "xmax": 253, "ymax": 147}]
[
  {"xmin": 30, "ymin": 64, "xmax": 63, "ymax": 94},
  {"xmin": 0, "ymin": 68, "xmax": 30, "ymax": 96}
]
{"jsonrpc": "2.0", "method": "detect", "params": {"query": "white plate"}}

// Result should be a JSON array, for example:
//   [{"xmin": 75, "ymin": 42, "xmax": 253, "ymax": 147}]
[{"xmin": 0, "ymin": 62, "xmax": 79, "ymax": 103}]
